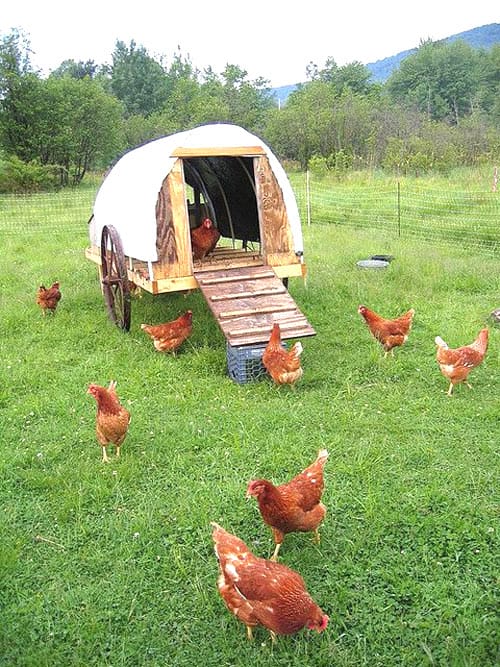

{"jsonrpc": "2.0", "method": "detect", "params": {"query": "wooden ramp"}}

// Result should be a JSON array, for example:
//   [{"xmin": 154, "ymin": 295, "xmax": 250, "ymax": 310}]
[{"xmin": 195, "ymin": 266, "xmax": 316, "ymax": 347}]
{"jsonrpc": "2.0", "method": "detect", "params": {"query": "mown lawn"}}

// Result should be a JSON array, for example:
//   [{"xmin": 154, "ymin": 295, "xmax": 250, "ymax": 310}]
[{"xmin": 0, "ymin": 217, "xmax": 498, "ymax": 666}]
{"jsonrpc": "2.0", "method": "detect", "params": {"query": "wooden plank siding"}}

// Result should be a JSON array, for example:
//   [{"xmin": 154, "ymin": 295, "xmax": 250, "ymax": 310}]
[
  {"xmin": 153, "ymin": 159, "xmax": 192, "ymax": 279},
  {"xmin": 195, "ymin": 266, "xmax": 315, "ymax": 347},
  {"xmin": 254, "ymin": 156, "xmax": 299, "ymax": 267}
]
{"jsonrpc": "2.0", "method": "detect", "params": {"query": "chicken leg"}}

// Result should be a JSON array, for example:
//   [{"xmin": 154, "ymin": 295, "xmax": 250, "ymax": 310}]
[{"xmin": 271, "ymin": 528, "xmax": 284, "ymax": 561}]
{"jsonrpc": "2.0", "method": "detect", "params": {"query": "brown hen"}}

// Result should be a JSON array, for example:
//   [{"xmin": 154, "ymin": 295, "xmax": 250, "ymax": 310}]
[
  {"xmin": 190, "ymin": 217, "xmax": 220, "ymax": 263},
  {"xmin": 262, "ymin": 322, "xmax": 303, "ymax": 386},
  {"xmin": 246, "ymin": 449, "xmax": 329, "ymax": 561},
  {"xmin": 358, "ymin": 305, "xmax": 415, "ymax": 357},
  {"xmin": 211, "ymin": 522, "xmax": 328, "ymax": 642},
  {"xmin": 36, "ymin": 282, "xmax": 62, "ymax": 315},
  {"xmin": 87, "ymin": 381, "xmax": 131, "ymax": 462},
  {"xmin": 435, "ymin": 328, "xmax": 488, "ymax": 396},
  {"xmin": 140, "ymin": 310, "xmax": 193, "ymax": 354}
]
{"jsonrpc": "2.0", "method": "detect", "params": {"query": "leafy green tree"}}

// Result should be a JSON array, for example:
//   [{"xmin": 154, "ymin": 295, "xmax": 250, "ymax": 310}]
[
  {"xmin": 387, "ymin": 40, "xmax": 441, "ymax": 117},
  {"xmin": 0, "ymin": 28, "xmax": 37, "ymax": 155},
  {"xmin": 475, "ymin": 44, "xmax": 500, "ymax": 126},
  {"xmin": 264, "ymin": 81, "xmax": 335, "ymax": 168},
  {"xmin": 121, "ymin": 114, "xmax": 158, "ymax": 150},
  {"xmin": 164, "ymin": 51, "xmax": 198, "ymax": 93},
  {"xmin": 44, "ymin": 77, "xmax": 124, "ymax": 183},
  {"xmin": 305, "ymin": 57, "xmax": 373, "ymax": 95},
  {"xmin": 435, "ymin": 40, "xmax": 478, "ymax": 122},
  {"xmin": 264, "ymin": 78, "xmax": 380, "ymax": 169},
  {"xmin": 190, "ymin": 75, "xmax": 230, "ymax": 125},
  {"xmin": 0, "ymin": 28, "xmax": 34, "ymax": 96},
  {"xmin": 387, "ymin": 39, "xmax": 480, "ymax": 124},
  {"xmin": 156, "ymin": 76, "xmax": 212, "ymax": 132},
  {"xmin": 315, "ymin": 58, "xmax": 373, "ymax": 95},
  {"xmin": 49, "ymin": 59, "xmax": 101, "ymax": 80},
  {"xmin": 1, "ymin": 74, "xmax": 123, "ymax": 184},
  {"xmin": 214, "ymin": 64, "xmax": 273, "ymax": 130},
  {"xmin": 110, "ymin": 40, "xmax": 169, "ymax": 117},
  {"xmin": 0, "ymin": 73, "xmax": 48, "ymax": 161},
  {"xmin": 146, "ymin": 64, "xmax": 273, "ymax": 141}
]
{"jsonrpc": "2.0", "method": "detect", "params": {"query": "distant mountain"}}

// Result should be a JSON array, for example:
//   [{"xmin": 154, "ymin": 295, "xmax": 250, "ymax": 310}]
[
  {"xmin": 270, "ymin": 23, "xmax": 500, "ymax": 104},
  {"xmin": 367, "ymin": 23, "xmax": 500, "ymax": 82}
]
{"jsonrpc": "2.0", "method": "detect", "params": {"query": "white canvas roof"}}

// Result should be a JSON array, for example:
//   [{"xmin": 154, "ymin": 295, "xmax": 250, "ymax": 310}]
[{"xmin": 89, "ymin": 123, "xmax": 303, "ymax": 262}]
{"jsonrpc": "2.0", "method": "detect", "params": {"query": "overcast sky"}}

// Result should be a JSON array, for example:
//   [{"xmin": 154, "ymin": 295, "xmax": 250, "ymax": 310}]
[{"xmin": 2, "ymin": 1, "xmax": 498, "ymax": 87}]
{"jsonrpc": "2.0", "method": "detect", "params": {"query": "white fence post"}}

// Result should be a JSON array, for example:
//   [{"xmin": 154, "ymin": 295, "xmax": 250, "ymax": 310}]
[{"xmin": 306, "ymin": 169, "xmax": 311, "ymax": 226}]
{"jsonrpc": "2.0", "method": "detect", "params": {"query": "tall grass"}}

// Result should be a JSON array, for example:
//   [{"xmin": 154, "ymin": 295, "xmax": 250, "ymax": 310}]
[{"xmin": 0, "ymin": 191, "xmax": 499, "ymax": 665}]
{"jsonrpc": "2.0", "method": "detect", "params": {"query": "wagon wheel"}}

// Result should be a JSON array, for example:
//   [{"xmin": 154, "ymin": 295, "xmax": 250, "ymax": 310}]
[{"xmin": 100, "ymin": 225, "xmax": 131, "ymax": 331}]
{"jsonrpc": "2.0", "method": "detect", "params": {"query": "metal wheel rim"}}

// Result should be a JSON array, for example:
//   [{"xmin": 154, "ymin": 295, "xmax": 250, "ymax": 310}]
[{"xmin": 100, "ymin": 225, "xmax": 131, "ymax": 331}]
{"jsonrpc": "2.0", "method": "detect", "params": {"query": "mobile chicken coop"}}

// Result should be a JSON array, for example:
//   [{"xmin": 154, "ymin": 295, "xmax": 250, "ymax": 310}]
[{"xmin": 86, "ymin": 123, "xmax": 315, "ymax": 379}]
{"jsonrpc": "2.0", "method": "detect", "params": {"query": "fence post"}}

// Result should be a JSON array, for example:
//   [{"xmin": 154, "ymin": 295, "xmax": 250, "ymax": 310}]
[
  {"xmin": 306, "ymin": 169, "xmax": 311, "ymax": 226},
  {"xmin": 397, "ymin": 181, "xmax": 401, "ymax": 237}
]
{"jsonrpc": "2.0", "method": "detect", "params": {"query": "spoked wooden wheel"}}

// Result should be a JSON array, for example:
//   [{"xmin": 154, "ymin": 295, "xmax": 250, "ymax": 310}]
[{"xmin": 100, "ymin": 225, "xmax": 131, "ymax": 331}]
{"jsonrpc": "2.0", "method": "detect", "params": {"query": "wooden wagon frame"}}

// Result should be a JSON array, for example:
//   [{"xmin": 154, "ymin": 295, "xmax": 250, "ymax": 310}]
[{"xmin": 85, "ymin": 123, "xmax": 315, "ymax": 349}]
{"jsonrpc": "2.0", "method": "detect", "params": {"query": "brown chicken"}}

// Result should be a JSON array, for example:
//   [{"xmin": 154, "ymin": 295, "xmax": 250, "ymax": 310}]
[
  {"xmin": 140, "ymin": 310, "xmax": 193, "ymax": 354},
  {"xmin": 211, "ymin": 522, "xmax": 328, "ymax": 642},
  {"xmin": 435, "ymin": 328, "xmax": 489, "ymax": 396},
  {"xmin": 246, "ymin": 449, "xmax": 329, "ymax": 561},
  {"xmin": 36, "ymin": 282, "xmax": 62, "ymax": 315},
  {"xmin": 190, "ymin": 217, "xmax": 221, "ymax": 263},
  {"xmin": 358, "ymin": 305, "xmax": 415, "ymax": 357},
  {"xmin": 87, "ymin": 380, "xmax": 131, "ymax": 462},
  {"xmin": 262, "ymin": 323, "xmax": 303, "ymax": 386}
]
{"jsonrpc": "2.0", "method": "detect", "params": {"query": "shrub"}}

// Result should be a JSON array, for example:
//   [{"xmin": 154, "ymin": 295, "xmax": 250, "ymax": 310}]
[
  {"xmin": 307, "ymin": 154, "xmax": 329, "ymax": 177},
  {"xmin": 0, "ymin": 155, "xmax": 63, "ymax": 193}
]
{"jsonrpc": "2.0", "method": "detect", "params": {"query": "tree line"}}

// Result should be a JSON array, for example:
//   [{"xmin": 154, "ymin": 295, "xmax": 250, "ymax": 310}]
[{"xmin": 0, "ymin": 28, "xmax": 499, "ymax": 191}]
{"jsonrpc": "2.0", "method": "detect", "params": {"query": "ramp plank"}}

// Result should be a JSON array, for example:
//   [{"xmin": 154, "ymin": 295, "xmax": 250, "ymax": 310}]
[{"xmin": 195, "ymin": 266, "xmax": 315, "ymax": 346}]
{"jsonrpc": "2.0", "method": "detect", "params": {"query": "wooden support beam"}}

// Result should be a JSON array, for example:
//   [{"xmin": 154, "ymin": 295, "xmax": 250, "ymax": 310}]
[{"xmin": 171, "ymin": 146, "xmax": 265, "ymax": 157}]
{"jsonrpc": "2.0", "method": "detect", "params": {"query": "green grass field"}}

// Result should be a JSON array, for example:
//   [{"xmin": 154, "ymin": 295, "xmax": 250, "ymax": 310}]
[
  {"xmin": 289, "ymin": 167, "xmax": 500, "ymax": 253},
  {"xmin": 0, "ymin": 197, "xmax": 499, "ymax": 665}
]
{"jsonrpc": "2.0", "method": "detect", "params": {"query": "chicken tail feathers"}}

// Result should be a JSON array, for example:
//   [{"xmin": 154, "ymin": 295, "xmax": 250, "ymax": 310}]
[
  {"xmin": 435, "ymin": 336, "xmax": 448, "ymax": 349},
  {"xmin": 210, "ymin": 522, "xmax": 251, "ymax": 563}
]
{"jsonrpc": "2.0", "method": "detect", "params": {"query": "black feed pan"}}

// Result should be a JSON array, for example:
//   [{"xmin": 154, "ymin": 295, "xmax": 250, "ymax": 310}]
[{"xmin": 371, "ymin": 254, "xmax": 394, "ymax": 262}]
